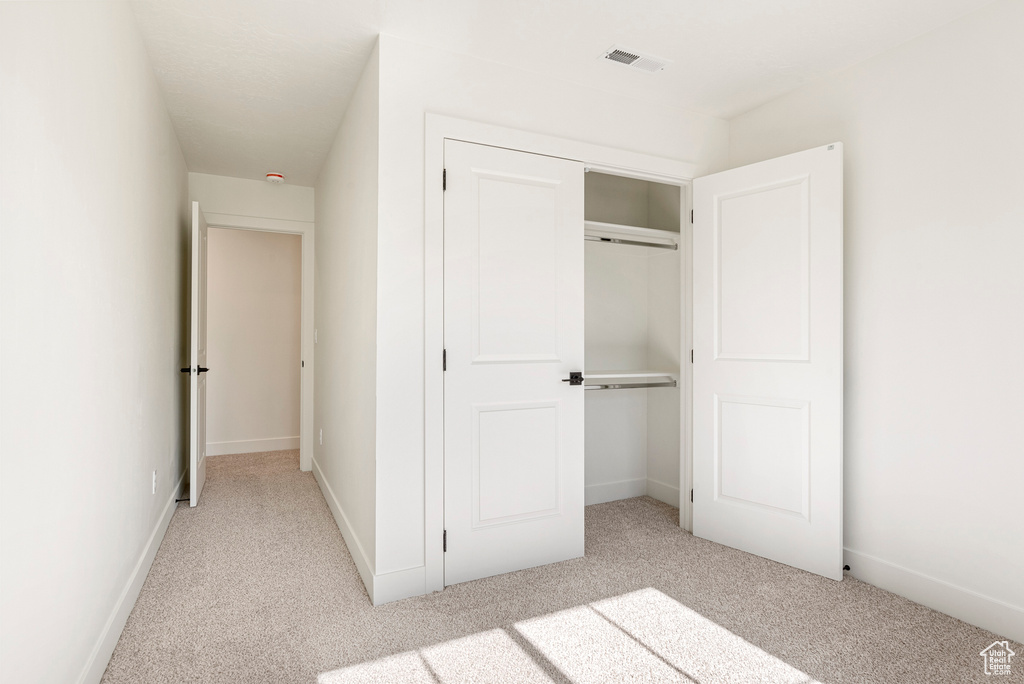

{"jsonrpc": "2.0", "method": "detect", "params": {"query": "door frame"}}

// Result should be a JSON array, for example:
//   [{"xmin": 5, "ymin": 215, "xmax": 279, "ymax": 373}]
[
  {"xmin": 424, "ymin": 113, "xmax": 701, "ymax": 593},
  {"xmin": 203, "ymin": 212, "xmax": 315, "ymax": 473}
]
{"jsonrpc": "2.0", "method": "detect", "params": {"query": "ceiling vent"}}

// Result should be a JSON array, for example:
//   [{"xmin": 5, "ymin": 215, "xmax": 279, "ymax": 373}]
[{"xmin": 600, "ymin": 46, "xmax": 670, "ymax": 73}]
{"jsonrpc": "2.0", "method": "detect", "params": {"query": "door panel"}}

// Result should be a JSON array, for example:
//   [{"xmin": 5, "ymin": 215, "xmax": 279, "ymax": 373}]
[
  {"xmin": 475, "ymin": 401, "xmax": 560, "ymax": 525},
  {"xmin": 444, "ymin": 139, "xmax": 585, "ymax": 586},
  {"xmin": 474, "ymin": 177, "xmax": 560, "ymax": 362},
  {"xmin": 717, "ymin": 178, "xmax": 809, "ymax": 360},
  {"xmin": 693, "ymin": 143, "xmax": 843, "ymax": 580},
  {"xmin": 189, "ymin": 201, "xmax": 208, "ymax": 507},
  {"xmin": 718, "ymin": 395, "xmax": 809, "ymax": 517}
]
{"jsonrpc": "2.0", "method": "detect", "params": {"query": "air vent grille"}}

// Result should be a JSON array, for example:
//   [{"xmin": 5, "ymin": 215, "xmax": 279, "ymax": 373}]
[
  {"xmin": 606, "ymin": 49, "xmax": 641, "ymax": 65},
  {"xmin": 601, "ymin": 46, "xmax": 670, "ymax": 73}
]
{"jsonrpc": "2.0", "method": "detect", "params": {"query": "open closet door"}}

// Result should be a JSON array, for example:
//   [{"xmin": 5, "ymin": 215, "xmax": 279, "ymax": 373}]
[
  {"xmin": 188, "ymin": 201, "xmax": 209, "ymax": 507},
  {"xmin": 692, "ymin": 143, "xmax": 843, "ymax": 580},
  {"xmin": 443, "ymin": 139, "xmax": 585, "ymax": 586}
]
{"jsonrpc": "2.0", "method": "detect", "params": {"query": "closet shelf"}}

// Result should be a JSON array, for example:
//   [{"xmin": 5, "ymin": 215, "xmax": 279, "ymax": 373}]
[
  {"xmin": 584, "ymin": 370, "xmax": 678, "ymax": 391},
  {"xmin": 584, "ymin": 220, "xmax": 679, "ymax": 250}
]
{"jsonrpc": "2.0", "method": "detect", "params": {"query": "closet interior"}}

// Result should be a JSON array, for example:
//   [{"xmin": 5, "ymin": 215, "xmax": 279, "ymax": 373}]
[{"xmin": 584, "ymin": 170, "xmax": 684, "ymax": 509}]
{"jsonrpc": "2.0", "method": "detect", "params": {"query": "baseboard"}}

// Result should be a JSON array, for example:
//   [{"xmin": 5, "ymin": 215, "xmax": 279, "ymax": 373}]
[
  {"xmin": 646, "ymin": 477, "xmax": 680, "ymax": 508},
  {"xmin": 585, "ymin": 478, "xmax": 647, "ymax": 505},
  {"xmin": 311, "ymin": 457, "xmax": 376, "ymax": 601},
  {"xmin": 206, "ymin": 436, "xmax": 299, "ymax": 456},
  {"xmin": 77, "ymin": 469, "xmax": 186, "ymax": 684},
  {"xmin": 372, "ymin": 565, "xmax": 428, "ymax": 606},
  {"xmin": 844, "ymin": 548, "xmax": 1024, "ymax": 644}
]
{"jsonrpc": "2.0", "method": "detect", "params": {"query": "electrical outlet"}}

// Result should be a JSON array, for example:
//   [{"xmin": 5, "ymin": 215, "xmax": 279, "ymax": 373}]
[
  {"xmin": 152, "ymin": 470, "xmax": 157, "ymax": 495},
  {"xmin": 319, "ymin": 429, "xmax": 323, "ymax": 445}
]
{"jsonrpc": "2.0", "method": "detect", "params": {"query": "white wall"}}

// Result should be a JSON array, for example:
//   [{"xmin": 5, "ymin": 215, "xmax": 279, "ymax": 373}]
[
  {"xmin": 646, "ymin": 248, "xmax": 681, "ymax": 506},
  {"xmin": 372, "ymin": 33, "xmax": 728, "ymax": 584},
  {"xmin": 585, "ymin": 243, "xmax": 651, "ymax": 504},
  {"xmin": 728, "ymin": 0, "xmax": 1024, "ymax": 641},
  {"xmin": 0, "ymin": 3, "xmax": 189, "ymax": 683},
  {"xmin": 189, "ymin": 172, "xmax": 314, "ymax": 222},
  {"xmin": 206, "ymin": 228, "xmax": 301, "ymax": 455},
  {"xmin": 312, "ymin": 43, "xmax": 380, "ymax": 587}
]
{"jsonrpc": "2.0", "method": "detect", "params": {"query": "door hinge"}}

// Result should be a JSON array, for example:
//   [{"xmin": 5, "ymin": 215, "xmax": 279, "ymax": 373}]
[
  {"xmin": 443, "ymin": 348, "xmax": 447, "ymax": 371},
  {"xmin": 690, "ymin": 349, "xmax": 693, "ymax": 363},
  {"xmin": 690, "ymin": 489, "xmax": 694, "ymax": 503},
  {"xmin": 443, "ymin": 168, "xmax": 446, "ymax": 191},
  {"xmin": 690, "ymin": 209, "xmax": 694, "ymax": 224},
  {"xmin": 443, "ymin": 529, "xmax": 447, "ymax": 552}
]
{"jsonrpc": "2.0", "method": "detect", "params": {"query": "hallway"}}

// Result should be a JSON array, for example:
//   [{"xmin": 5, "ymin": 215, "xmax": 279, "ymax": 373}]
[{"xmin": 101, "ymin": 451, "xmax": 1016, "ymax": 683}]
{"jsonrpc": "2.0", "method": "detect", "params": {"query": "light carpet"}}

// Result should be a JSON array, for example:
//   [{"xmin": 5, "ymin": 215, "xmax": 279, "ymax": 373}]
[{"xmin": 101, "ymin": 450, "xmax": 1021, "ymax": 683}]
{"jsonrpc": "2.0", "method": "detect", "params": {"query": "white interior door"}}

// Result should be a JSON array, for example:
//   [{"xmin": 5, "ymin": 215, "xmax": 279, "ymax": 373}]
[
  {"xmin": 692, "ymin": 143, "xmax": 843, "ymax": 579},
  {"xmin": 444, "ymin": 139, "xmax": 585, "ymax": 586},
  {"xmin": 189, "ymin": 201, "xmax": 209, "ymax": 507}
]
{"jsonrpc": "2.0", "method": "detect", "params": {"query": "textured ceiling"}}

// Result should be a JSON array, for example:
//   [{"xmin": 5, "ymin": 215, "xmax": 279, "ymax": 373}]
[
  {"xmin": 131, "ymin": 0, "xmax": 381, "ymax": 186},
  {"xmin": 132, "ymin": 0, "xmax": 994, "ymax": 186}
]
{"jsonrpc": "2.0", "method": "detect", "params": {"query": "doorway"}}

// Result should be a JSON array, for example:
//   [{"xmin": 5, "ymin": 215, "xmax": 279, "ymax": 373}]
[
  {"xmin": 196, "ymin": 207, "xmax": 316, "ymax": 475},
  {"xmin": 206, "ymin": 227, "xmax": 302, "ymax": 458}
]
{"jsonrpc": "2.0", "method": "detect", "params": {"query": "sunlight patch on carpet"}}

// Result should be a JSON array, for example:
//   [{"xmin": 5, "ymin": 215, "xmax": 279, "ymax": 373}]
[{"xmin": 318, "ymin": 588, "xmax": 817, "ymax": 683}]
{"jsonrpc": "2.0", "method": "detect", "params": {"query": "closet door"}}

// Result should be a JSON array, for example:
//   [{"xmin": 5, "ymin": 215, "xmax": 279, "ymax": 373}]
[
  {"xmin": 692, "ymin": 143, "xmax": 843, "ymax": 579},
  {"xmin": 444, "ymin": 140, "xmax": 585, "ymax": 586}
]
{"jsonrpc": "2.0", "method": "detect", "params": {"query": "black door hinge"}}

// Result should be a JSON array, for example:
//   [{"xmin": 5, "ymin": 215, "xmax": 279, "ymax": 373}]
[
  {"xmin": 690, "ymin": 209, "xmax": 694, "ymax": 223},
  {"xmin": 443, "ymin": 349, "xmax": 447, "ymax": 371},
  {"xmin": 690, "ymin": 349, "xmax": 693, "ymax": 363},
  {"xmin": 690, "ymin": 489, "xmax": 694, "ymax": 503},
  {"xmin": 443, "ymin": 169, "xmax": 446, "ymax": 191},
  {"xmin": 443, "ymin": 530, "xmax": 447, "ymax": 552}
]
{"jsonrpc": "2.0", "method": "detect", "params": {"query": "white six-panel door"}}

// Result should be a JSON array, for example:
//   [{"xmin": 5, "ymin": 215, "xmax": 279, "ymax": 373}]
[
  {"xmin": 693, "ymin": 143, "xmax": 844, "ymax": 580},
  {"xmin": 189, "ymin": 201, "xmax": 209, "ymax": 507},
  {"xmin": 443, "ymin": 139, "xmax": 586, "ymax": 586}
]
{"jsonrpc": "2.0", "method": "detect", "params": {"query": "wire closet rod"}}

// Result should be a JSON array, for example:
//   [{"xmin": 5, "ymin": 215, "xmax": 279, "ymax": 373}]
[
  {"xmin": 585, "ymin": 380, "xmax": 678, "ymax": 391},
  {"xmin": 584, "ymin": 235, "xmax": 678, "ymax": 251}
]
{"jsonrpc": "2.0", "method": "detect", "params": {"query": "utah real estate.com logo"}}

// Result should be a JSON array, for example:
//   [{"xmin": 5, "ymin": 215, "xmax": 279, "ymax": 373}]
[{"xmin": 980, "ymin": 641, "xmax": 1015, "ymax": 676}]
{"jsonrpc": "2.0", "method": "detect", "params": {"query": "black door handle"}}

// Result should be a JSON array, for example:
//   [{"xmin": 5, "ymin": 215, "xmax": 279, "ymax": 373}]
[
  {"xmin": 561, "ymin": 372, "xmax": 584, "ymax": 386},
  {"xmin": 180, "ymin": 367, "xmax": 191, "ymax": 373},
  {"xmin": 198, "ymin": 367, "xmax": 210, "ymax": 374}
]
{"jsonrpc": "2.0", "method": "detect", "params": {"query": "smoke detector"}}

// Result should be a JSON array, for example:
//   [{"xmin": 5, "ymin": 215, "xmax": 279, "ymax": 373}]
[
  {"xmin": 266, "ymin": 172, "xmax": 284, "ymax": 184},
  {"xmin": 600, "ymin": 46, "xmax": 670, "ymax": 73}
]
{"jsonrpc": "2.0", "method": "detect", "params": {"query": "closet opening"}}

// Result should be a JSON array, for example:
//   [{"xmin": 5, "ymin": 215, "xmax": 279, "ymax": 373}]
[{"xmin": 584, "ymin": 170, "xmax": 686, "ymax": 512}]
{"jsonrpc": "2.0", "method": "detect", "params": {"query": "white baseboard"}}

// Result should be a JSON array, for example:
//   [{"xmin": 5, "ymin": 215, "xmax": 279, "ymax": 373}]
[
  {"xmin": 77, "ymin": 469, "xmax": 186, "ymax": 684},
  {"xmin": 373, "ymin": 565, "xmax": 428, "ymax": 606},
  {"xmin": 312, "ymin": 457, "xmax": 376, "ymax": 600},
  {"xmin": 311, "ymin": 458, "xmax": 428, "ymax": 606},
  {"xmin": 646, "ymin": 477, "xmax": 680, "ymax": 508},
  {"xmin": 206, "ymin": 436, "xmax": 299, "ymax": 456},
  {"xmin": 844, "ymin": 548, "xmax": 1024, "ymax": 644},
  {"xmin": 585, "ymin": 478, "xmax": 647, "ymax": 505}
]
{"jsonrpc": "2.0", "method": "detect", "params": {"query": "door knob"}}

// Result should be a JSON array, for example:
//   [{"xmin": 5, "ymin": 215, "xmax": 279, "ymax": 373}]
[{"xmin": 561, "ymin": 372, "xmax": 584, "ymax": 386}]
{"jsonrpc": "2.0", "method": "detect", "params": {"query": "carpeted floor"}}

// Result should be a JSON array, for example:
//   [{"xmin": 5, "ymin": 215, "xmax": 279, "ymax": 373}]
[{"xmin": 101, "ymin": 450, "xmax": 1021, "ymax": 683}]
